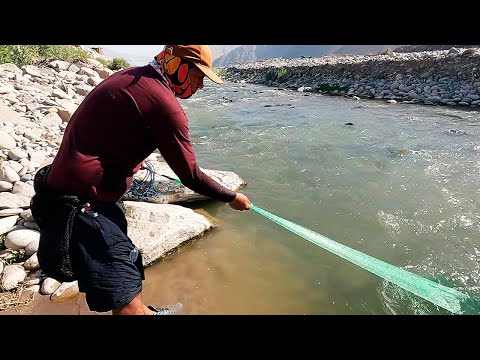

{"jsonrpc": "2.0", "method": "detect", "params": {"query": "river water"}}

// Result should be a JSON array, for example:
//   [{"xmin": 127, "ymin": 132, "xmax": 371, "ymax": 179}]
[{"xmin": 141, "ymin": 81, "xmax": 480, "ymax": 315}]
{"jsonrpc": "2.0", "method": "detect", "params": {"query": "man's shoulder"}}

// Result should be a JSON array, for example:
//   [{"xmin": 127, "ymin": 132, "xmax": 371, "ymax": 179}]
[{"xmin": 116, "ymin": 65, "xmax": 162, "ymax": 84}]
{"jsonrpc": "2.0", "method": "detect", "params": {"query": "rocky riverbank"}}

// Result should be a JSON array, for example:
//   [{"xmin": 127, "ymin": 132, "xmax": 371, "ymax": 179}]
[{"xmin": 220, "ymin": 47, "xmax": 480, "ymax": 109}]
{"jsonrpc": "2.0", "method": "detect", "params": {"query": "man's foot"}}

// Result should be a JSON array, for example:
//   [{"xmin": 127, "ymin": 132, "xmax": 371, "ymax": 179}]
[{"xmin": 148, "ymin": 302, "xmax": 184, "ymax": 315}]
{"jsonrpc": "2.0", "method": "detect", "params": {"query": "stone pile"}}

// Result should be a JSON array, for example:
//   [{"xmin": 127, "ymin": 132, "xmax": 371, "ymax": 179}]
[{"xmin": 221, "ymin": 47, "xmax": 480, "ymax": 108}]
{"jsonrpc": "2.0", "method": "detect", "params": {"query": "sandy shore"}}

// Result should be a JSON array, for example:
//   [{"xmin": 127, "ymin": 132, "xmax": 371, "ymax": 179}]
[{"xmin": 0, "ymin": 293, "xmax": 109, "ymax": 315}]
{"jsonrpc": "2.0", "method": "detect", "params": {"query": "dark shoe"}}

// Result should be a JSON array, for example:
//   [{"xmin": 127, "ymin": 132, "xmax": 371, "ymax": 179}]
[{"xmin": 148, "ymin": 302, "xmax": 184, "ymax": 315}]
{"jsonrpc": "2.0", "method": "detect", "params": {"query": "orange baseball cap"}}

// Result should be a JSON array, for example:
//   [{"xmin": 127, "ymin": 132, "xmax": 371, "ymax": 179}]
[{"xmin": 164, "ymin": 45, "xmax": 223, "ymax": 84}]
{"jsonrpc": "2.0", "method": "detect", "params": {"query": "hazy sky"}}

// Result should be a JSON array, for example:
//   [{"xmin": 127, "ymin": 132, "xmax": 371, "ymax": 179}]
[
  {"xmin": 86, "ymin": 45, "xmax": 241, "ymax": 66},
  {"xmin": 87, "ymin": 45, "xmax": 165, "ymax": 66},
  {"xmin": 99, "ymin": 45, "xmax": 164, "ymax": 55}
]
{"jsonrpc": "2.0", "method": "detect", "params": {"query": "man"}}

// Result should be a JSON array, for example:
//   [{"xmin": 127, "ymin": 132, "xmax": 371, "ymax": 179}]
[{"xmin": 30, "ymin": 45, "xmax": 251, "ymax": 315}]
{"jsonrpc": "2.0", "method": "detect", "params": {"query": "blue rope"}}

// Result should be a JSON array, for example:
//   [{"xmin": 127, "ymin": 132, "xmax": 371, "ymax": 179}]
[
  {"xmin": 125, "ymin": 162, "xmax": 183, "ymax": 200},
  {"xmin": 126, "ymin": 162, "xmax": 158, "ymax": 198}
]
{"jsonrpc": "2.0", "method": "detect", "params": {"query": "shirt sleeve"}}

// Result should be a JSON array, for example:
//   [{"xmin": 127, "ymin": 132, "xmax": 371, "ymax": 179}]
[{"xmin": 145, "ymin": 106, "xmax": 236, "ymax": 203}]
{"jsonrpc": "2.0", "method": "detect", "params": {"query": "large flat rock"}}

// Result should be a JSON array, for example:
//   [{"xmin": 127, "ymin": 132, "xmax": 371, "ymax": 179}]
[{"xmin": 124, "ymin": 201, "xmax": 213, "ymax": 266}]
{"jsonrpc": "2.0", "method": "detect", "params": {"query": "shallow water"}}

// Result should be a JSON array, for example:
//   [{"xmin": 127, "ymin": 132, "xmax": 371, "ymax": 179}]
[{"xmin": 141, "ymin": 82, "xmax": 480, "ymax": 315}]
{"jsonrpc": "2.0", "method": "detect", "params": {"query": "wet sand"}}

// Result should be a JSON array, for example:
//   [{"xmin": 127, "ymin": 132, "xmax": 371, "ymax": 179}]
[{"xmin": 0, "ymin": 293, "xmax": 109, "ymax": 315}]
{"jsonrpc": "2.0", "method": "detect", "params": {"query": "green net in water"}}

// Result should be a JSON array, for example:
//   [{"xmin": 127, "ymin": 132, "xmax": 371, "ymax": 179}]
[{"xmin": 250, "ymin": 204, "xmax": 480, "ymax": 315}]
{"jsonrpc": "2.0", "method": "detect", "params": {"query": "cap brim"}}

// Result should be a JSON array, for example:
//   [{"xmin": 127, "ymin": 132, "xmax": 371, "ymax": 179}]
[{"xmin": 194, "ymin": 63, "xmax": 224, "ymax": 84}]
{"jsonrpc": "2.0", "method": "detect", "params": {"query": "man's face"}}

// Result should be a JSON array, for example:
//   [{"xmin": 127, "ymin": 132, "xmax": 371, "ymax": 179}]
[{"xmin": 188, "ymin": 66, "xmax": 205, "ymax": 95}]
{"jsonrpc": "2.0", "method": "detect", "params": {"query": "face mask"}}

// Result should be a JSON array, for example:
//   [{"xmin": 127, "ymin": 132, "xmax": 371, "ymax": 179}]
[{"xmin": 154, "ymin": 50, "xmax": 193, "ymax": 99}]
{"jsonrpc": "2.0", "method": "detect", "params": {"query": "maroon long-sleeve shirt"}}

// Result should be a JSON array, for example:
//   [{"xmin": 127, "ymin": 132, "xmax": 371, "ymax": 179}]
[{"xmin": 45, "ymin": 64, "xmax": 236, "ymax": 204}]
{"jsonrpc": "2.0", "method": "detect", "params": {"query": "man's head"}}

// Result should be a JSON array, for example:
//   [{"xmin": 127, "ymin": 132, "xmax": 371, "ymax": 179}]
[
  {"xmin": 154, "ymin": 45, "xmax": 223, "ymax": 99},
  {"xmin": 164, "ymin": 45, "xmax": 223, "ymax": 84}
]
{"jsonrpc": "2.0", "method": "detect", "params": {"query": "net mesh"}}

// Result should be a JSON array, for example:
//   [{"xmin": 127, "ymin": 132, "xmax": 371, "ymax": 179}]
[{"xmin": 250, "ymin": 204, "xmax": 480, "ymax": 315}]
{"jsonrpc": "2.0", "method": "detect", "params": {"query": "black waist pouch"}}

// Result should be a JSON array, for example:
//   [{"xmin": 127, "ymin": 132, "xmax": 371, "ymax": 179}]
[{"xmin": 30, "ymin": 165, "xmax": 83, "ymax": 282}]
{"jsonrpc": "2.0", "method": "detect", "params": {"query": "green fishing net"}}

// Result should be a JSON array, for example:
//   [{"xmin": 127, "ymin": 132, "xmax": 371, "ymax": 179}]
[{"xmin": 251, "ymin": 204, "xmax": 480, "ymax": 315}]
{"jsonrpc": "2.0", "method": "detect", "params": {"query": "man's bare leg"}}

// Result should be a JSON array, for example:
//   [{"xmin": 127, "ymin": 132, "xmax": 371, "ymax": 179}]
[{"xmin": 112, "ymin": 293, "xmax": 155, "ymax": 315}]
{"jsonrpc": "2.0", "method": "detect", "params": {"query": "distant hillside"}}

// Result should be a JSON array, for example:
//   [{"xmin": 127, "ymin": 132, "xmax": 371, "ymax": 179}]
[
  {"xmin": 209, "ymin": 45, "xmax": 242, "ymax": 60},
  {"xmin": 333, "ymin": 45, "xmax": 400, "ymax": 55},
  {"xmin": 213, "ymin": 45, "xmax": 399, "ymax": 67},
  {"xmin": 393, "ymin": 45, "xmax": 480, "ymax": 53}
]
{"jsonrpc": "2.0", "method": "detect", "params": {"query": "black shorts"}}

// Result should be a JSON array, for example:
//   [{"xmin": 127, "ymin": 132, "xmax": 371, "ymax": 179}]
[{"xmin": 70, "ymin": 201, "xmax": 145, "ymax": 312}]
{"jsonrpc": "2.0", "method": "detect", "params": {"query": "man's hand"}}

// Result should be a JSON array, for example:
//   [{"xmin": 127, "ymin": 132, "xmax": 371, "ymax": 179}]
[{"xmin": 228, "ymin": 192, "xmax": 251, "ymax": 211}]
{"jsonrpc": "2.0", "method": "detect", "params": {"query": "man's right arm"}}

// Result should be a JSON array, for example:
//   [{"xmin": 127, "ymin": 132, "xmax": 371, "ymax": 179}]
[{"xmin": 146, "ymin": 106, "xmax": 248, "ymax": 205}]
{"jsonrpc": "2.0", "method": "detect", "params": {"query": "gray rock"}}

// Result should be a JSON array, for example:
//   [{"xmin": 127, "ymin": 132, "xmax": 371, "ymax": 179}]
[
  {"xmin": 0, "ymin": 264, "xmax": 27, "ymax": 291},
  {"xmin": 5, "ymin": 228, "xmax": 40, "ymax": 250},
  {"xmin": 125, "ymin": 201, "xmax": 213, "ymax": 266},
  {"xmin": 40, "ymin": 277, "xmax": 61, "ymax": 295},
  {"xmin": 0, "ymin": 215, "xmax": 19, "ymax": 236},
  {"xmin": 0, "ymin": 98, "xmax": 27, "ymax": 125},
  {"xmin": 50, "ymin": 281, "xmax": 80, "ymax": 302},
  {"xmin": 0, "ymin": 192, "xmax": 31, "ymax": 209},
  {"xmin": 0, "ymin": 131, "xmax": 17, "ymax": 150}
]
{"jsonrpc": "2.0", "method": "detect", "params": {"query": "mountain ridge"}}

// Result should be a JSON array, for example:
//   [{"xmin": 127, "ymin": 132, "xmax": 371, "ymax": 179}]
[{"xmin": 213, "ymin": 45, "xmax": 400, "ymax": 67}]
